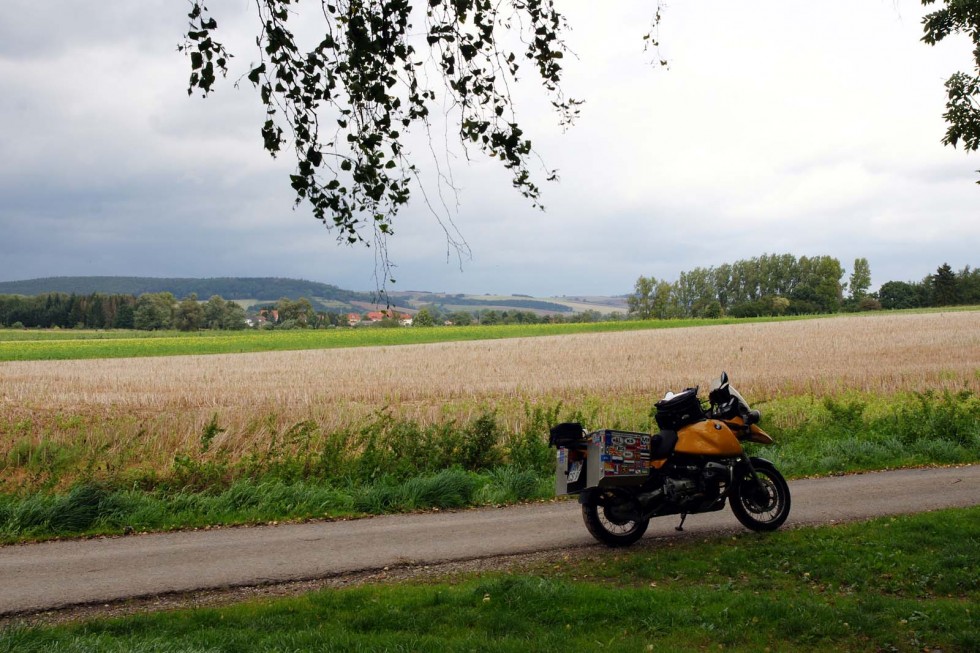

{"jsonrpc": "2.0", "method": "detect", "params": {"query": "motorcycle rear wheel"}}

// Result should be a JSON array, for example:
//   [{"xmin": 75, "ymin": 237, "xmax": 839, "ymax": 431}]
[
  {"xmin": 582, "ymin": 489, "xmax": 650, "ymax": 547},
  {"xmin": 730, "ymin": 462, "xmax": 791, "ymax": 531}
]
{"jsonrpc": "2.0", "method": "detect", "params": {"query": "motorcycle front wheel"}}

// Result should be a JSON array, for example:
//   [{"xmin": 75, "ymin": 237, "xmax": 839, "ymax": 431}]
[
  {"xmin": 730, "ymin": 462, "xmax": 791, "ymax": 531},
  {"xmin": 582, "ymin": 488, "xmax": 649, "ymax": 547}
]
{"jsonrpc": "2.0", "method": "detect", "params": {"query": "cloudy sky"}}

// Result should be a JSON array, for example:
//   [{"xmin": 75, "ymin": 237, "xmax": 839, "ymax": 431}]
[{"xmin": 0, "ymin": 1, "xmax": 976, "ymax": 297}]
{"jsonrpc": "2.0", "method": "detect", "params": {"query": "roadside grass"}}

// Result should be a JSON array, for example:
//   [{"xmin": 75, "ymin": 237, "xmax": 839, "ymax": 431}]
[
  {"xmin": 0, "ymin": 314, "xmax": 825, "ymax": 361},
  {"xmin": 756, "ymin": 389, "xmax": 980, "ymax": 476},
  {"xmin": 1, "ymin": 507, "xmax": 977, "ymax": 652},
  {"xmin": 0, "ymin": 468, "xmax": 552, "ymax": 543},
  {"xmin": 1, "ymin": 390, "xmax": 977, "ymax": 544}
]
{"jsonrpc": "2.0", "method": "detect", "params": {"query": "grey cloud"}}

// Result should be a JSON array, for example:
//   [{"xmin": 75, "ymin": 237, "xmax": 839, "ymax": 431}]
[{"xmin": 0, "ymin": 1, "xmax": 976, "ymax": 298}]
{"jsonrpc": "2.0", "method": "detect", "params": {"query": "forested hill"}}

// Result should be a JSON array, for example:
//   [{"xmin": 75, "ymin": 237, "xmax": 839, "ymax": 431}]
[{"xmin": 0, "ymin": 277, "xmax": 370, "ymax": 302}]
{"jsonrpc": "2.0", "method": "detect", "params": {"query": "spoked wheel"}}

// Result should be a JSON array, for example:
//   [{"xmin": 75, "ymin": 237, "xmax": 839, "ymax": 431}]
[
  {"xmin": 582, "ymin": 488, "xmax": 649, "ymax": 547},
  {"xmin": 730, "ymin": 461, "xmax": 791, "ymax": 531}
]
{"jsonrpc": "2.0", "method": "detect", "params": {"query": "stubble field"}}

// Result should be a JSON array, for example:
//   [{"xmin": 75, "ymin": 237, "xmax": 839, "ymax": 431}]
[{"xmin": 2, "ymin": 311, "xmax": 978, "ymax": 489}]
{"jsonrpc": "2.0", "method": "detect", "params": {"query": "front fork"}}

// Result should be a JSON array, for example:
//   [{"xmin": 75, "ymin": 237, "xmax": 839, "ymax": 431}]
[{"xmin": 736, "ymin": 454, "xmax": 774, "ymax": 498}]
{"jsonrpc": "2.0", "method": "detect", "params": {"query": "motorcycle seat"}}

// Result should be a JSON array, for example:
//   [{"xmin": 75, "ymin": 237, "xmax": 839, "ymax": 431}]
[{"xmin": 650, "ymin": 430, "xmax": 678, "ymax": 458}]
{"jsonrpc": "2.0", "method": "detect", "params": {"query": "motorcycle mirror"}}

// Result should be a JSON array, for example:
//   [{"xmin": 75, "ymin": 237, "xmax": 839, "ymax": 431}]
[{"xmin": 710, "ymin": 371, "xmax": 729, "ymax": 392}]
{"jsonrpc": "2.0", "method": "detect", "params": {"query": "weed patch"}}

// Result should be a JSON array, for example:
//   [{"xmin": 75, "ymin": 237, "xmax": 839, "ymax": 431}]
[{"xmin": 761, "ymin": 390, "xmax": 980, "ymax": 476}]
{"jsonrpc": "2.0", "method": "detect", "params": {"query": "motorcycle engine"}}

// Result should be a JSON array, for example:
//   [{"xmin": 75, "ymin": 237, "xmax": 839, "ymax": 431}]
[
  {"xmin": 664, "ymin": 477, "xmax": 698, "ymax": 504},
  {"xmin": 664, "ymin": 463, "xmax": 730, "ymax": 508}
]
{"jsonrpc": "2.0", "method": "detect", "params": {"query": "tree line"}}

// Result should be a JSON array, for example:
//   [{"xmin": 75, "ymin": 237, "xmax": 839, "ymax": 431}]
[
  {"xmin": 410, "ymin": 306, "xmax": 614, "ymax": 327},
  {"xmin": 878, "ymin": 263, "xmax": 980, "ymax": 309},
  {"xmin": 628, "ymin": 255, "xmax": 980, "ymax": 319},
  {"xmin": 0, "ymin": 276, "xmax": 367, "ymax": 303},
  {"xmin": 0, "ymin": 293, "xmax": 247, "ymax": 331},
  {"xmin": 0, "ymin": 290, "xmax": 623, "ymax": 331},
  {"xmin": 4, "ymin": 258, "xmax": 976, "ymax": 330}
]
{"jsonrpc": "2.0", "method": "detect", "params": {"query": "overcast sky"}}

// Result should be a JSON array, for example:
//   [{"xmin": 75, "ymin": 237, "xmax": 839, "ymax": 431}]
[{"xmin": 0, "ymin": 1, "xmax": 976, "ymax": 297}]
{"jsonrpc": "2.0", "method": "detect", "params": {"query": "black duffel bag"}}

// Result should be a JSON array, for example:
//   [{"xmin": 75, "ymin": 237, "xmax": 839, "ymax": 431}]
[{"xmin": 549, "ymin": 422, "xmax": 586, "ymax": 447}]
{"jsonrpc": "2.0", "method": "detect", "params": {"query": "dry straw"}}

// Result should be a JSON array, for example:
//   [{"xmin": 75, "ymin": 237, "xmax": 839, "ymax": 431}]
[{"xmin": 2, "ymin": 312, "xmax": 978, "ymax": 469}]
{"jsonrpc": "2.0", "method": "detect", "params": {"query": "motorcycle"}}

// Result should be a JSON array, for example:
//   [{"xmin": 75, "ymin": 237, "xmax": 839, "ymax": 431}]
[{"xmin": 549, "ymin": 372, "xmax": 790, "ymax": 547}]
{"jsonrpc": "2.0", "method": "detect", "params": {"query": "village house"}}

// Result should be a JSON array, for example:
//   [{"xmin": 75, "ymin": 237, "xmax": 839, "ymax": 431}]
[
  {"xmin": 364, "ymin": 309, "xmax": 413, "ymax": 325},
  {"xmin": 257, "ymin": 308, "xmax": 279, "ymax": 323},
  {"xmin": 245, "ymin": 314, "xmax": 269, "ymax": 328}
]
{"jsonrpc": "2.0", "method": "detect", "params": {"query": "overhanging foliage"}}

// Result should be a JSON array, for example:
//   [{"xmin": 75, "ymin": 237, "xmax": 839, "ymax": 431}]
[
  {"xmin": 180, "ymin": 0, "xmax": 579, "ymax": 281},
  {"xmin": 921, "ymin": 0, "xmax": 980, "ymax": 180}
]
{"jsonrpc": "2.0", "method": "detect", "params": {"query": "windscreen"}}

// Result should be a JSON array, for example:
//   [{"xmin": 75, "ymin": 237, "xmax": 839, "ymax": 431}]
[{"xmin": 729, "ymin": 385, "xmax": 751, "ymax": 414}]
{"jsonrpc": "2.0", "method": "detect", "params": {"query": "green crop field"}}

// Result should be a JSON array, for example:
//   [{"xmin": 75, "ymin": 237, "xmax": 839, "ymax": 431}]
[
  {"xmin": 3, "ymin": 308, "xmax": 974, "ymax": 362},
  {"xmin": 0, "ymin": 316, "xmax": 805, "ymax": 362}
]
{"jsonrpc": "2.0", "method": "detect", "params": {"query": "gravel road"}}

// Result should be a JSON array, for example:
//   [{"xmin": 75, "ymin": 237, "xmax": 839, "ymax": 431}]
[{"xmin": 1, "ymin": 465, "xmax": 977, "ymax": 621}]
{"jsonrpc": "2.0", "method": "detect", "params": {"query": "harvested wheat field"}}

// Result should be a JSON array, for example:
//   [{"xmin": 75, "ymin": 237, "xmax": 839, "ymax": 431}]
[{"xmin": 2, "ymin": 312, "xmax": 978, "ymax": 472}]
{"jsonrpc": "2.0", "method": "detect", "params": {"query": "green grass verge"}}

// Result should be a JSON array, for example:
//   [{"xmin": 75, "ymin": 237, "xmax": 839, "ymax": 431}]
[
  {"xmin": 2, "ymin": 507, "xmax": 977, "ymax": 651},
  {"xmin": 758, "ymin": 389, "xmax": 980, "ymax": 476},
  {"xmin": 0, "ymin": 467, "xmax": 551, "ymax": 544},
  {"xmin": 0, "ymin": 315, "xmax": 819, "ymax": 361}
]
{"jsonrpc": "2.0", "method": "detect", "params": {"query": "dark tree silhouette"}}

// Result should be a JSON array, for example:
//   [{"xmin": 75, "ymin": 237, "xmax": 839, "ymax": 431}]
[
  {"xmin": 921, "ymin": 0, "xmax": 980, "ymax": 180},
  {"xmin": 180, "ymin": 0, "xmax": 581, "ymax": 283}
]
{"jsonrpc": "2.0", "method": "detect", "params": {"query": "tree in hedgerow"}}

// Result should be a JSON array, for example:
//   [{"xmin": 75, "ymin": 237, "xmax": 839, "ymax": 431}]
[
  {"xmin": 628, "ymin": 276, "xmax": 657, "ymax": 320},
  {"xmin": 133, "ymin": 293, "xmax": 176, "ymax": 330},
  {"xmin": 448, "ymin": 311, "xmax": 472, "ymax": 326},
  {"xmin": 848, "ymin": 257, "xmax": 872, "ymax": 300},
  {"xmin": 112, "ymin": 302, "xmax": 135, "ymax": 329},
  {"xmin": 701, "ymin": 300, "xmax": 723, "ymax": 319},
  {"xmin": 218, "ymin": 301, "xmax": 247, "ymax": 329},
  {"xmin": 879, "ymin": 280, "xmax": 928, "ymax": 309},
  {"xmin": 932, "ymin": 262, "xmax": 958, "ymax": 306},
  {"xmin": 276, "ymin": 297, "xmax": 316, "ymax": 327},
  {"xmin": 203, "ymin": 295, "xmax": 227, "ymax": 329},
  {"xmin": 175, "ymin": 294, "xmax": 206, "ymax": 331},
  {"xmin": 956, "ymin": 265, "xmax": 980, "ymax": 303},
  {"xmin": 413, "ymin": 307, "xmax": 435, "ymax": 327}
]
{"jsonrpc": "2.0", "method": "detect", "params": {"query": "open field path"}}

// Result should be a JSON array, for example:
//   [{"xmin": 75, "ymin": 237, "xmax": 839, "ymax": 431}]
[{"xmin": 1, "ymin": 465, "xmax": 978, "ymax": 620}]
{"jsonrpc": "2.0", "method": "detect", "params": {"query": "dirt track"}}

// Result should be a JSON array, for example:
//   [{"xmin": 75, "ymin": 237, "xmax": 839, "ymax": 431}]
[{"xmin": 1, "ymin": 465, "xmax": 978, "ymax": 624}]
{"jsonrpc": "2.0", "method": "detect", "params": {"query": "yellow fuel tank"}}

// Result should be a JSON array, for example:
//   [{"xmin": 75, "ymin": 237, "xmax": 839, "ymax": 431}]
[{"xmin": 674, "ymin": 420, "xmax": 743, "ymax": 456}]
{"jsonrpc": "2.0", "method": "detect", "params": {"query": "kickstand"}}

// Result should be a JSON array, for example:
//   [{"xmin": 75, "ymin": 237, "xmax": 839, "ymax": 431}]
[{"xmin": 676, "ymin": 513, "xmax": 687, "ymax": 532}]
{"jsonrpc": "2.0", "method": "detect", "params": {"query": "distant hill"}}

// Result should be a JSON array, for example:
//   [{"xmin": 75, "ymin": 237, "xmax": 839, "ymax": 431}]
[
  {"xmin": 393, "ymin": 294, "xmax": 573, "ymax": 313},
  {"xmin": 0, "ymin": 277, "xmax": 629, "ymax": 316},
  {"xmin": 386, "ymin": 291, "xmax": 628, "ymax": 315},
  {"xmin": 0, "ymin": 276, "xmax": 370, "ymax": 304}
]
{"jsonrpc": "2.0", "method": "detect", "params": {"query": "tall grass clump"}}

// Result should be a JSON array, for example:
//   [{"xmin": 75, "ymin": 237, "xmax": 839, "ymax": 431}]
[
  {"xmin": 0, "ymin": 482, "xmax": 130, "ymax": 537},
  {"xmin": 762, "ymin": 390, "xmax": 980, "ymax": 476},
  {"xmin": 352, "ymin": 468, "xmax": 481, "ymax": 514},
  {"xmin": 1, "ymin": 438, "xmax": 85, "ymax": 490},
  {"xmin": 506, "ymin": 403, "xmax": 562, "ymax": 474},
  {"xmin": 0, "ymin": 408, "xmax": 560, "ymax": 542}
]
